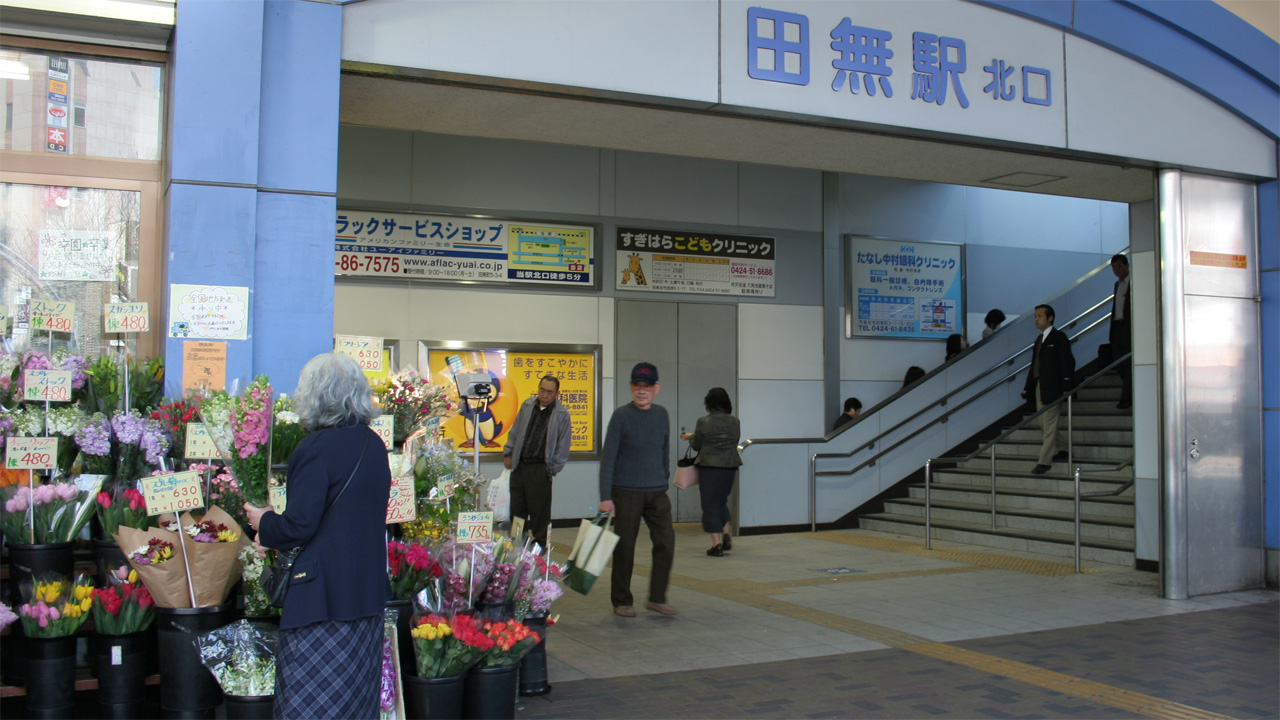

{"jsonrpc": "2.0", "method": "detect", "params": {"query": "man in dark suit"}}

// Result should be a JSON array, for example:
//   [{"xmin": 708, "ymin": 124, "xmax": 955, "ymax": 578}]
[
  {"xmin": 1110, "ymin": 254, "xmax": 1132, "ymax": 410},
  {"xmin": 1022, "ymin": 304, "xmax": 1076, "ymax": 475}
]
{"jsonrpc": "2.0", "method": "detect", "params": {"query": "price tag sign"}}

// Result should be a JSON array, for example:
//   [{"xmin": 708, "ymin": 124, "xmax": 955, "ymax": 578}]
[
  {"xmin": 456, "ymin": 511, "xmax": 493, "ymax": 544},
  {"xmin": 269, "ymin": 478, "xmax": 287, "ymax": 514},
  {"xmin": 335, "ymin": 335, "xmax": 384, "ymax": 372},
  {"xmin": 184, "ymin": 423, "xmax": 220, "ymax": 459},
  {"xmin": 28, "ymin": 299, "xmax": 75, "ymax": 333},
  {"xmin": 385, "ymin": 475, "xmax": 416, "ymax": 524},
  {"xmin": 23, "ymin": 369, "xmax": 72, "ymax": 402},
  {"xmin": 141, "ymin": 470, "xmax": 204, "ymax": 516},
  {"xmin": 510, "ymin": 516, "xmax": 525, "ymax": 541},
  {"xmin": 104, "ymin": 302, "xmax": 150, "ymax": 333},
  {"xmin": 372, "ymin": 415, "xmax": 394, "ymax": 450},
  {"xmin": 5, "ymin": 437, "xmax": 58, "ymax": 470}
]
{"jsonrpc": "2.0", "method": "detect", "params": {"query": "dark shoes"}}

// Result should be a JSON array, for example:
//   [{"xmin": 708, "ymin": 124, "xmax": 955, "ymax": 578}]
[
  {"xmin": 722, "ymin": 535, "xmax": 732, "ymax": 551},
  {"xmin": 1031, "ymin": 464, "xmax": 1052, "ymax": 475},
  {"xmin": 707, "ymin": 545, "xmax": 724, "ymax": 557},
  {"xmin": 1116, "ymin": 400, "xmax": 1132, "ymax": 410},
  {"xmin": 644, "ymin": 601, "xmax": 679, "ymax": 616},
  {"xmin": 1052, "ymin": 451, "xmax": 1069, "ymax": 462}
]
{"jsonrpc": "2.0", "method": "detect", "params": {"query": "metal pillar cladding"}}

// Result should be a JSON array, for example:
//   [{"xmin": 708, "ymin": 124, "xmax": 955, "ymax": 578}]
[{"xmin": 1159, "ymin": 170, "xmax": 1267, "ymax": 598}]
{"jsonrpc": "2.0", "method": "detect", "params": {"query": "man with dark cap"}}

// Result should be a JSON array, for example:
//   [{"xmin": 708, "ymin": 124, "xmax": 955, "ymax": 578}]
[{"xmin": 597, "ymin": 362, "xmax": 678, "ymax": 617}]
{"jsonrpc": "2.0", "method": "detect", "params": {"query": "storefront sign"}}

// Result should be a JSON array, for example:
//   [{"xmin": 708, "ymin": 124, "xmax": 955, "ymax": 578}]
[
  {"xmin": 47, "ymin": 103, "xmax": 67, "ymax": 128},
  {"xmin": 28, "ymin": 299, "xmax": 75, "ymax": 333},
  {"xmin": 372, "ymin": 415, "xmax": 395, "ymax": 450},
  {"xmin": 168, "ymin": 284, "xmax": 249, "ymax": 340},
  {"xmin": 47, "ymin": 57, "xmax": 69, "ymax": 81},
  {"xmin": 141, "ymin": 471, "xmax": 203, "ymax": 516},
  {"xmin": 104, "ymin": 303, "xmax": 149, "ymax": 333},
  {"xmin": 847, "ymin": 236, "xmax": 964, "ymax": 339},
  {"xmin": 385, "ymin": 475, "xmax": 416, "ymax": 524},
  {"xmin": 38, "ymin": 229, "xmax": 116, "ymax": 282},
  {"xmin": 335, "ymin": 335, "xmax": 384, "ymax": 372},
  {"xmin": 616, "ymin": 227, "xmax": 776, "ymax": 297},
  {"xmin": 421, "ymin": 345, "xmax": 598, "ymax": 455},
  {"xmin": 723, "ymin": 2, "xmax": 1067, "ymax": 148},
  {"xmin": 1189, "ymin": 251, "xmax": 1247, "ymax": 269},
  {"xmin": 184, "ymin": 423, "xmax": 220, "ymax": 459},
  {"xmin": 182, "ymin": 341, "xmax": 228, "ymax": 395},
  {"xmin": 335, "ymin": 210, "xmax": 594, "ymax": 287},
  {"xmin": 456, "ymin": 511, "xmax": 494, "ymax": 544},
  {"xmin": 6, "ymin": 437, "xmax": 58, "ymax": 470},
  {"xmin": 23, "ymin": 369, "xmax": 72, "ymax": 403}
]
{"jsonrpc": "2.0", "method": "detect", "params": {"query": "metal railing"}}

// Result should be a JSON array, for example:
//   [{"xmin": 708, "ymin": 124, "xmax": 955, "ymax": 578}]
[
  {"xmin": 923, "ymin": 351, "xmax": 1135, "ymax": 565},
  {"xmin": 800, "ymin": 305, "xmax": 1117, "ymax": 532}
]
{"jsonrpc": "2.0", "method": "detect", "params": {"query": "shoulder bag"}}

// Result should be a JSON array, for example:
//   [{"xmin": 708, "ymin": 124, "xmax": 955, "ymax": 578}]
[
  {"xmin": 261, "ymin": 432, "xmax": 370, "ymax": 608},
  {"xmin": 674, "ymin": 445, "xmax": 699, "ymax": 490}
]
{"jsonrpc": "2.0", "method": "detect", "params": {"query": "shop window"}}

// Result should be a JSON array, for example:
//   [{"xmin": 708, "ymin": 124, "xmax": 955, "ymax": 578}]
[{"xmin": 0, "ymin": 46, "xmax": 163, "ymax": 161}]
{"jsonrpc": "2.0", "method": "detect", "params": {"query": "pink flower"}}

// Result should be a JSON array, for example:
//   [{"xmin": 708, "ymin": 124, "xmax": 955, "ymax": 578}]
[
  {"xmin": 48, "ymin": 606, "xmax": 59, "ymax": 621},
  {"xmin": 54, "ymin": 483, "xmax": 78, "ymax": 501},
  {"xmin": 38, "ymin": 615, "xmax": 47, "ymax": 628},
  {"xmin": 32, "ymin": 484, "xmax": 56, "ymax": 505},
  {"xmin": 5, "ymin": 496, "xmax": 28, "ymax": 513},
  {"xmin": 97, "ymin": 491, "xmax": 112, "ymax": 508}
]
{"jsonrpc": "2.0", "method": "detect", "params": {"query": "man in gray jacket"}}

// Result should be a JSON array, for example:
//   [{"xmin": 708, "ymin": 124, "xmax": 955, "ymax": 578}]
[{"xmin": 503, "ymin": 375, "xmax": 572, "ymax": 549}]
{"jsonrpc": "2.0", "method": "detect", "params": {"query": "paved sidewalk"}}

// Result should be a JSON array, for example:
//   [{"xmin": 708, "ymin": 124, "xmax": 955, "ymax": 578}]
[{"xmin": 517, "ymin": 525, "xmax": 1277, "ymax": 719}]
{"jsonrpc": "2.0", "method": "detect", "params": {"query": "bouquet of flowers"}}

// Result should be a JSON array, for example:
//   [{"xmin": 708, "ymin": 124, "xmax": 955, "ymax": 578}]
[
  {"xmin": 205, "ymin": 466, "xmax": 246, "ymax": 528},
  {"xmin": 271, "ymin": 395, "xmax": 307, "ymax": 468},
  {"xmin": 2, "ymin": 349, "xmax": 89, "ymax": 408},
  {"xmin": 481, "ymin": 536, "xmax": 531, "ymax": 605},
  {"xmin": 477, "ymin": 619, "xmax": 540, "ymax": 668},
  {"xmin": 388, "ymin": 540, "xmax": 443, "ymax": 601},
  {"xmin": 124, "ymin": 356, "xmax": 165, "ymax": 414},
  {"xmin": 112, "ymin": 409, "xmax": 170, "ymax": 490},
  {"xmin": 229, "ymin": 376, "xmax": 273, "ymax": 507},
  {"xmin": 1, "ymin": 405, "xmax": 44, "ymax": 443},
  {"xmin": 150, "ymin": 398, "xmax": 201, "ymax": 460},
  {"xmin": 196, "ymin": 619, "xmax": 278, "ymax": 697},
  {"xmin": 19, "ymin": 574, "xmax": 95, "ymax": 637},
  {"xmin": 410, "ymin": 613, "xmax": 493, "ymax": 679},
  {"xmin": 0, "ymin": 601, "xmax": 16, "ymax": 632},
  {"xmin": 97, "ymin": 487, "xmax": 150, "ymax": 538},
  {"xmin": 239, "ymin": 546, "xmax": 279, "ymax": 617},
  {"xmin": 404, "ymin": 440, "xmax": 485, "ymax": 542},
  {"xmin": 119, "ymin": 505, "xmax": 246, "ymax": 608},
  {"xmin": 2, "ymin": 478, "xmax": 102, "ymax": 544},
  {"xmin": 373, "ymin": 368, "xmax": 457, "ymax": 444},
  {"xmin": 182, "ymin": 518, "xmax": 240, "ymax": 544},
  {"xmin": 75, "ymin": 411, "xmax": 114, "ymax": 476},
  {"xmin": 91, "ymin": 565, "xmax": 156, "ymax": 634},
  {"xmin": 515, "ymin": 553, "xmax": 565, "ymax": 618},
  {"xmin": 44, "ymin": 406, "xmax": 84, "ymax": 477},
  {"xmin": 379, "ymin": 609, "xmax": 403, "ymax": 720}
]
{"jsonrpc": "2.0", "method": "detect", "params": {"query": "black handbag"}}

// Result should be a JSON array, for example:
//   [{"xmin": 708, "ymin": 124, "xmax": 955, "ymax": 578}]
[{"xmin": 260, "ymin": 433, "xmax": 370, "ymax": 608}]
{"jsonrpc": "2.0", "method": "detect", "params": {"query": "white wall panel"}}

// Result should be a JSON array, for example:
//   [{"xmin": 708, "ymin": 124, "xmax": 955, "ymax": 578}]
[
  {"xmin": 840, "ymin": 175, "xmax": 967, "ymax": 242},
  {"xmin": 1065, "ymin": 36, "xmax": 1276, "ymax": 178},
  {"xmin": 598, "ymin": 297, "xmax": 614, "ymax": 377},
  {"xmin": 338, "ymin": 126, "xmax": 413, "ymax": 204},
  {"xmin": 738, "ymin": 379, "xmax": 825, "ymax": 439},
  {"xmin": 614, "ymin": 152, "xmax": 739, "ymax": 225},
  {"xmin": 342, "ymin": 0, "xmax": 719, "ymax": 102},
  {"xmin": 1132, "ymin": 251, "xmax": 1159, "ymax": 366},
  {"xmin": 964, "ymin": 186, "xmax": 1105, "ymax": 252},
  {"xmin": 840, "ymin": 335, "xmax": 941, "ymax": 384},
  {"xmin": 738, "ymin": 163, "xmax": 823, "ymax": 232},
  {"xmin": 1133, "ymin": 364, "xmax": 1159, "ymax": 482},
  {"xmin": 739, "ymin": 304, "xmax": 824, "ymax": 380}
]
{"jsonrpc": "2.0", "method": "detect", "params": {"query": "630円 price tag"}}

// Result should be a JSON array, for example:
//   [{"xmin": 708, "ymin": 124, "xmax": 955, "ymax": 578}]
[
  {"xmin": 334, "ymin": 335, "xmax": 384, "ymax": 372},
  {"xmin": 141, "ymin": 471, "xmax": 204, "ymax": 516}
]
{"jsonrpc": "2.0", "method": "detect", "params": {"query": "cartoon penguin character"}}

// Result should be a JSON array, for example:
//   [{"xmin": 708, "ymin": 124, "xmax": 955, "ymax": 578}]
[{"xmin": 458, "ymin": 377, "xmax": 505, "ymax": 448}]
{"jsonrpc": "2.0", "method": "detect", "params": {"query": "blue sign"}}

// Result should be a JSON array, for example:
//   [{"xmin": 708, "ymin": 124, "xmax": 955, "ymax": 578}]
[{"xmin": 847, "ymin": 236, "xmax": 965, "ymax": 340}]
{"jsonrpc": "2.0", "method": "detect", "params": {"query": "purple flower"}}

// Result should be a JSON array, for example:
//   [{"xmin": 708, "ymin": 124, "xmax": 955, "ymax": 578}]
[
  {"xmin": 75, "ymin": 414, "xmax": 112, "ymax": 457},
  {"xmin": 140, "ymin": 419, "xmax": 170, "ymax": 465},
  {"xmin": 111, "ymin": 410, "xmax": 145, "ymax": 446},
  {"xmin": 59, "ymin": 354, "xmax": 89, "ymax": 390}
]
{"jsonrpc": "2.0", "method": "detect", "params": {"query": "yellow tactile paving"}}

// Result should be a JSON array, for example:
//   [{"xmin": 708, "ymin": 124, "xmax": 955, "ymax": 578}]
[{"xmin": 803, "ymin": 529, "xmax": 1094, "ymax": 576}]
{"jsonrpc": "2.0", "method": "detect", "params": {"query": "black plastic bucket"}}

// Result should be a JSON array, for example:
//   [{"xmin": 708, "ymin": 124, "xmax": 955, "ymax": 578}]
[
  {"xmin": 6, "ymin": 541, "xmax": 76, "ymax": 606},
  {"xmin": 462, "ymin": 664, "xmax": 518, "ymax": 719},
  {"xmin": 223, "ymin": 694, "xmax": 274, "ymax": 720},
  {"xmin": 386, "ymin": 599, "xmax": 415, "ymax": 671},
  {"xmin": 156, "ymin": 604, "xmax": 233, "ymax": 718},
  {"xmin": 94, "ymin": 631, "xmax": 149, "ymax": 717},
  {"xmin": 518, "ymin": 614, "xmax": 551, "ymax": 696},
  {"xmin": 24, "ymin": 635, "xmax": 77, "ymax": 717},
  {"xmin": 403, "ymin": 673, "xmax": 465, "ymax": 720},
  {"xmin": 93, "ymin": 539, "xmax": 131, "ymax": 588}
]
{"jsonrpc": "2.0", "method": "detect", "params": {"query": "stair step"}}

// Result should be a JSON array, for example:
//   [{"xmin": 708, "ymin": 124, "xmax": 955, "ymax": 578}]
[
  {"xmin": 921, "ymin": 472, "xmax": 1130, "ymax": 495},
  {"xmin": 989, "ymin": 444, "xmax": 1133, "ymax": 461},
  {"xmin": 1006, "ymin": 429, "xmax": 1133, "ymax": 444},
  {"xmin": 859, "ymin": 514, "xmax": 1135, "ymax": 566},
  {"xmin": 955, "ymin": 456, "xmax": 1131, "ymax": 474},
  {"xmin": 919, "ymin": 483, "xmax": 1134, "ymax": 519},
  {"xmin": 883, "ymin": 498, "xmax": 1136, "ymax": 542}
]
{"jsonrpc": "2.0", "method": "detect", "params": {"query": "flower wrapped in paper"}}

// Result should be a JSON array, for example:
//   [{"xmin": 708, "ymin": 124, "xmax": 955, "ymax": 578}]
[
  {"xmin": 388, "ymin": 540, "xmax": 444, "ymax": 601},
  {"xmin": 196, "ymin": 619, "xmax": 278, "ymax": 697},
  {"xmin": 1, "ymin": 478, "xmax": 102, "ymax": 544},
  {"xmin": 116, "ymin": 504, "xmax": 247, "ymax": 608},
  {"xmin": 515, "ymin": 552, "xmax": 565, "ymax": 618}
]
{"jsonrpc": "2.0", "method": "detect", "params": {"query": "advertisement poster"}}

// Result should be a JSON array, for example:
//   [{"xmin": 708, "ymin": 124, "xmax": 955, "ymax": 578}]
[
  {"xmin": 182, "ymin": 341, "xmax": 227, "ymax": 395},
  {"xmin": 846, "ymin": 236, "xmax": 964, "ymax": 339},
  {"xmin": 335, "ymin": 210, "xmax": 593, "ymax": 287},
  {"xmin": 615, "ymin": 227, "xmax": 776, "ymax": 297},
  {"xmin": 420, "ymin": 346, "xmax": 597, "ymax": 455},
  {"xmin": 168, "ymin": 284, "xmax": 250, "ymax": 341},
  {"xmin": 38, "ymin": 229, "xmax": 118, "ymax": 282}
]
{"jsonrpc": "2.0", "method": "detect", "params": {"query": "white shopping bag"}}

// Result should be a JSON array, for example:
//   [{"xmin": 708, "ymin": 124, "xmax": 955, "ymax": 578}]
[{"xmin": 486, "ymin": 469, "xmax": 511, "ymax": 521}]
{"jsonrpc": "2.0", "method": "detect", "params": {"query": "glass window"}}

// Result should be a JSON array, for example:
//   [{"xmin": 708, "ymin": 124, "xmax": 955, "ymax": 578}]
[
  {"xmin": 0, "ymin": 47, "xmax": 163, "ymax": 161},
  {"xmin": 1, "ymin": 182, "xmax": 144, "ymax": 357}
]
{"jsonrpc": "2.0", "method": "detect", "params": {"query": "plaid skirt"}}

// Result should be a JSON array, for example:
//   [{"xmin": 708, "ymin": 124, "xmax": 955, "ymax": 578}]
[{"xmin": 275, "ymin": 615, "xmax": 383, "ymax": 719}]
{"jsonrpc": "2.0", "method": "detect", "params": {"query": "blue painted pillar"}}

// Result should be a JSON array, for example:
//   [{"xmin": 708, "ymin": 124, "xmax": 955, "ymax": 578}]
[
  {"xmin": 164, "ymin": 0, "xmax": 341, "ymax": 395},
  {"xmin": 1260, "ymin": 171, "xmax": 1278, "ymax": 568}
]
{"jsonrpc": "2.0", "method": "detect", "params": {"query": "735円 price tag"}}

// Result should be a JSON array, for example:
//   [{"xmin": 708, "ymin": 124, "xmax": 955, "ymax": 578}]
[{"xmin": 456, "ymin": 511, "xmax": 494, "ymax": 544}]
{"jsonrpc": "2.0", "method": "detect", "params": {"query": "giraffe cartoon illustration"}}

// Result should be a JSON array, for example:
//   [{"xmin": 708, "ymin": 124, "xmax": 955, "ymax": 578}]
[{"xmin": 621, "ymin": 253, "xmax": 647, "ymax": 286}]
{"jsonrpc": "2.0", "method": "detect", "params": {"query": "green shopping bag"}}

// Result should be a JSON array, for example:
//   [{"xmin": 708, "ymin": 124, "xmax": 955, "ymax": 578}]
[{"xmin": 564, "ymin": 513, "xmax": 619, "ymax": 595}]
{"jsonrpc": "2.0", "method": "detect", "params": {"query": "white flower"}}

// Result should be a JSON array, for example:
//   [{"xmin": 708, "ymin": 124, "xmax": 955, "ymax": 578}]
[
  {"xmin": 275, "ymin": 410, "xmax": 300, "ymax": 425},
  {"xmin": 46, "ymin": 407, "xmax": 84, "ymax": 437}
]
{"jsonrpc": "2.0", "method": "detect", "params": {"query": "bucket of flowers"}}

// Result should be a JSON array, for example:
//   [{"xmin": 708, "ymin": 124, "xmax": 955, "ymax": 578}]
[
  {"xmin": 90, "ymin": 565, "xmax": 157, "ymax": 713},
  {"xmin": 403, "ymin": 613, "xmax": 492, "ymax": 719},
  {"xmin": 462, "ymin": 617, "xmax": 541, "ymax": 718},
  {"xmin": 17, "ymin": 574, "xmax": 96, "ymax": 714},
  {"xmin": 196, "ymin": 618, "xmax": 278, "ymax": 717}
]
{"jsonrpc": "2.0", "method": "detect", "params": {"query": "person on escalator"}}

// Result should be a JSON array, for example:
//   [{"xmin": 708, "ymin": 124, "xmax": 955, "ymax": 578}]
[{"xmin": 1021, "ymin": 304, "xmax": 1076, "ymax": 475}]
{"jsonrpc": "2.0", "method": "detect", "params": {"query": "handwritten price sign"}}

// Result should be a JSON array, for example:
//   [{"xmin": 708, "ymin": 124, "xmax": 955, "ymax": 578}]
[
  {"xmin": 5, "ymin": 437, "xmax": 58, "ymax": 470},
  {"xmin": 456, "ymin": 511, "xmax": 494, "ymax": 544},
  {"xmin": 269, "ymin": 479, "xmax": 287, "ymax": 514},
  {"xmin": 104, "ymin": 303, "xmax": 150, "ymax": 333},
  {"xmin": 184, "ymin": 423, "xmax": 220, "ymax": 459},
  {"xmin": 28, "ymin": 299, "xmax": 75, "ymax": 333},
  {"xmin": 23, "ymin": 369, "xmax": 72, "ymax": 402},
  {"xmin": 141, "ymin": 471, "xmax": 204, "ymax": 516},
  {"xmin": 334, "ymin": 335, "xmax": 384, "ymax": 372},
  {"xmin": 385, "ymin": 475, "xmax": 416, "ymax": 524},
  {"xmin": 372, "ymin": 415, "xmax": 394, "ymax": 450}
]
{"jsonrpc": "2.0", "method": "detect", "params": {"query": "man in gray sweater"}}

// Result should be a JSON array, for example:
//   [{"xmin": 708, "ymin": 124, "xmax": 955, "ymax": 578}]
[{"xmin": 598, "ymin": 362, "xmax": 678, "ymax": 617}]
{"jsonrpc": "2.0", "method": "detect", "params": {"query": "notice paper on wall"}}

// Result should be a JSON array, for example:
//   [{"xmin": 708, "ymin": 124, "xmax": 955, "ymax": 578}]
[
  {"xmin": 168, "ymin": 284, "xmax": 249, "ymax": 341},
  {"xmin": 182, "ymin": 341, "xmax": 228, "ymax": 395}
]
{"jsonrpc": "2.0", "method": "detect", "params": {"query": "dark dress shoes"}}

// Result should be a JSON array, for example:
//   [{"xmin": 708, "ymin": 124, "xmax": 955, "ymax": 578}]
[{"xmin": 706, "ymin": 545, "xmax": 724, "ymax": 557}]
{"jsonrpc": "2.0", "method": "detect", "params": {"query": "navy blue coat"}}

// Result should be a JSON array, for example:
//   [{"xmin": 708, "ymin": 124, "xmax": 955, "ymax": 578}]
[{"xmin": 258, "ymin": 422, "xmax": 391, "ymax": 630}]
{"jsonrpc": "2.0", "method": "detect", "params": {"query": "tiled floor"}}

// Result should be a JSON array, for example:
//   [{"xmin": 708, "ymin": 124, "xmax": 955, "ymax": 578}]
[{"xmin": 517, "ymin": 524, "xmax": 1278, "ymax": 719}]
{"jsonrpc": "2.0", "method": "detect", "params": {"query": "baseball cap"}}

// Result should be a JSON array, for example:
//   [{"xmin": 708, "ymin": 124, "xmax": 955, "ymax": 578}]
[{"xmin": 630, "ymin": 362, "xmax": 659, "ymax": 384}]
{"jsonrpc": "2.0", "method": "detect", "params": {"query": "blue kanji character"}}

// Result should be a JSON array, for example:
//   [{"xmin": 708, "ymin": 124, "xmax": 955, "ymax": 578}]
[
  {"xmin": 830, "ymin": 19, "xmax": 893, "ymax": 97},
  {"xmin": 911, "ymin": 32, "xmax": 969, "ymax": 108},
  {"xmin": 446, "ymin": 223, "xmax": 458, "ymax": 239},
  {"xmin": 1022, "ymin": 66, "xmax": 1051, "ymax": 106},
  {"xmin": 415, "ymin": 221, "xmax": 430, "ymax": 238},
  {"xmin": 336, "ymin": 215, "xmax": 350, "ymax": 234},
  {"xmin": 382, "ymin": 218, "xmax": 396, "ymax": 236},
  {"xmin": 430, "ymin": 222, "xmax": 444, "ymax": 239},
  {"xmin": 983, "ymin": 59, "xmax": 1015, "ymax": 100},
  {"xmin": 747, "ymin": 7, "xmax": 809, "ymax": 86}
]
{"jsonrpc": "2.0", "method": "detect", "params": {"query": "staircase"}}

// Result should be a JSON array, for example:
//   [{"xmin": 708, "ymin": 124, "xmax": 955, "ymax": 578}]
[{"xmin": 859, "ymin": 375, "xmax": 1136, "ymax": 566}]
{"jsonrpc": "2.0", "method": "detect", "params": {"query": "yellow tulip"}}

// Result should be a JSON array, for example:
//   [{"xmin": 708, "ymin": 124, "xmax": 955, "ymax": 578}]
[{"xmin": 128, "ymin": 569, "xmax": 139, "ymax": 584}]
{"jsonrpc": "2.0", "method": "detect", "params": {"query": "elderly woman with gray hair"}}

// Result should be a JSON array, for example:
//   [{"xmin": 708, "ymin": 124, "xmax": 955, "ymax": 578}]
[{"xmin": 243, "ymin": 353, "xmax": 391, "ymax": 719}]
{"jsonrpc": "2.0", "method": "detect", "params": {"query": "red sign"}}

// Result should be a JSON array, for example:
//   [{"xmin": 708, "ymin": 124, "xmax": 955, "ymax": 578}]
[
  {"xmin": 1189, "ymin": 251, "xmax": 1247, "ymax": 269},
  {"xmin": 46, "ymin": 127, "xmax": 67, "ymax": 153},
  {"xmin": 48, "ymin": 106, "xmax": 66, "ymax": 119}
]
